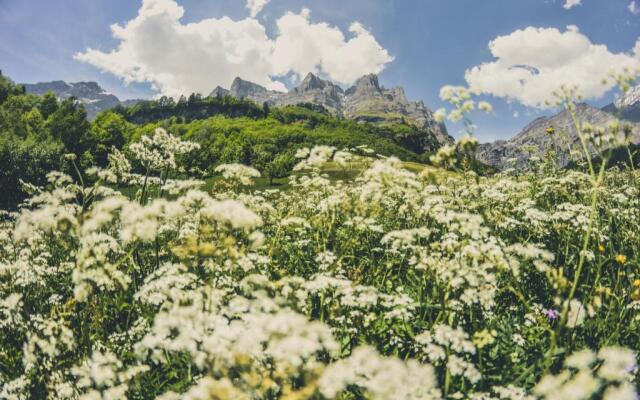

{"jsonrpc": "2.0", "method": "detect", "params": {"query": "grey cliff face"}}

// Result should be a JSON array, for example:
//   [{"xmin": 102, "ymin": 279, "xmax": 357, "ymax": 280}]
[
  {"xmin": 22, "ymin": 80, "xmax": 139, "ymax": 120},
  {"xmin": 210, "ymin": 86, "xmax": 230, "ymax": 98},
  {"xmin": 602, "ymin": 85, "xmax": 640, "ymax": 123},
  {"xmin": 287, "ymin": 73, "xmax": 344, "ymax": 113},
  {"xmin": 210, "ymin": 72, "xmax": 454, "ymax": 151},
  {"xmin": 476, "ymin": 103, "xmax": 640, "ymax": 170},
  {"xmin": 342, "ymin": 75, "xmax": 450, "ymax": 146},
  {"xmin": 345, "ymin": 74, "xmax": 381, "ymax": 98},
  {"xmin": 230, "ymin": 77, "xmax": 268, "ymax": 99}
]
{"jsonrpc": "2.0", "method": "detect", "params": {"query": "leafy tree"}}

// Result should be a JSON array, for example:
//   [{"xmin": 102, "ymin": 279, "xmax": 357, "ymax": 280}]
[
  {"xmin": 157, "ymin": 96, "xmax": 175, "ymax": 108},
  {"xmin": 46, "ymin": 97, "xmax": 91, "ymax": 155},
  {"xmin": 38, "ymin": 92, "xmax": 59, "ymax": 119},
  {"xmin": 0, "ymin": 75, "xmax": 9, "ymax": 105},
  {"xmin": 0, "ymin": 71, "xmax": 24, "ymax": 105},
  {"xmin": 1, "ymin": 94, "xmax": 40, "ymax": 138},
  {"xmin": 89, "ymin": 111, "xmax": 130, "ymax": 165},
  {"xmin": 22, "ymin": 108, "xmax": 47, "ymax": 141},
  {"xmin": 219, "ymin": 137, "xmax": 252, "ymax": 165},
  {"xmin": 264, "ymin": 153, "xmax": 296, "ymax": 184},
  {"xmin": 112, "ymin": 93, "xmax": 264, "ymax": 124},
  {"xmin": 0, "ymin": 138, "xmax": 64, "ymax": 209},
  {"xmin": 251, "ymin": 142, "xmax": 278, "ymax": 172}
]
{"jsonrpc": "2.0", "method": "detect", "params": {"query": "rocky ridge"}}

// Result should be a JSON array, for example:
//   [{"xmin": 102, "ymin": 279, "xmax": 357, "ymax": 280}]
[
  {"xmin": 22, "ymin": 80, "xmax": 141, "ymax": 120},
  {"xmin": 211, "ymin": 72, "xmax": 453, "ymax": 149},
  {"xmin": 477, "ymin": 101, "xmax": 640, "ymax": 170},
  {"xmin": 23, "ymin": 74, "xmax": 452, "ymax": 153}
]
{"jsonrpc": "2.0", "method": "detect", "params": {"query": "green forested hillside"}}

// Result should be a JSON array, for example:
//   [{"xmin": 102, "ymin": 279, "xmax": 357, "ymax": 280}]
[
  {"xmin": 129, "ymin": 110, "xmax": 422, "ymax": 175},
  {"xmin": 0, "ymin": 72, "xmax": 430, "ymax": 209}
]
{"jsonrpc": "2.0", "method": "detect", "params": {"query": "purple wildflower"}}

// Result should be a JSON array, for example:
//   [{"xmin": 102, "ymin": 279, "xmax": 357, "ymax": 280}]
[{"xmin": 544, "ymin": 308, "xmax": 559, "ymax": 320}]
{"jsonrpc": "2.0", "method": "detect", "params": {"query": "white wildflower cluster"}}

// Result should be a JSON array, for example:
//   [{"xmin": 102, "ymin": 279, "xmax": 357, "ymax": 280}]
[
  {"xmin": 430, "ymin": 134, "xmax": 479, "ymax": 168},
  {"xmin": 22, "ymin": 316, "xmax": 75, "ymax": 374},
  {"xmin": 1, "ymin": 132, "xmax": 640, "ymax": 400},
  {"xmin": 534, "ymin": 347, "xmax": 638, "ymax": 400},
  {"xmin": 129, "ymin": 127, "xmax": 200, "ymax": 170},
  {"xmin": 275, "ymin": 273, "xmax": 417, "ymax": 340},
  {"xmin": 431, "ymin": 84, "xmax": 494, "ymax": 170},
  {"xmin": 294, "ymin": 145, "xmax": 337, "ymax": 170},
  {"xmin": 436, "ymin": 85, "xmax": 492, "ymax": 123},
  {"xmin": 214, "ymin": 163, "xmax": 261, "ymax": 185},
  {"xmin": 89, "ymin": 129, "xmax": 204, "ymax": 198},
  {"xmin": 416, "ymin": 324, "xmax": 481, "ymax": 384},
  {"xmin": 73, "ymin": 349, "xmax": 149, "ymax": 400},
  {"xmin": 430, "ymin": 144, "xmax": 457, "ymax": 167},
  {"xmin": 477, "ymin": 385, "xmax": 535, "ymax": 400},
  {"xmin": 565, "ymin": 298, "xmax": 587, "ymax": 328},
  {"xmin": 0, "ymin": 293, "xmax": 23, "ymax": 329},
  {"xmin": 319, "ymin": 346, "xmax": 441, "ymax": 399},
  {"xmin": 333, "ymin": 149, "xmax": 353, "ymax": 167}
]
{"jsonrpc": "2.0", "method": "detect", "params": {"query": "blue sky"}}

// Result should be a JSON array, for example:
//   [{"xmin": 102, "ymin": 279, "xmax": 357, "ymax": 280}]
[{"xmin": 1, "ymin": 0, "xmax": 638, "ymax": 141}]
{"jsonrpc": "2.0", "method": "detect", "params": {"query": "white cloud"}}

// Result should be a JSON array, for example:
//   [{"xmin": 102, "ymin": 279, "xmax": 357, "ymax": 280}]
[
  {"xmin": 563, "ymin": 0, "xmax": 582, "ymax": 10},
  {"xmin": 246, "ymin": 0, "xmax": 269, "ymax": 18},
  {"xmin": 75, "ymin": 0, "xmax": 392, "ymax": 98},
  {"xmin": 75, "ymin": 0, "xmax": 279, "ymax": 97},
  {"xmin": 629, "ymin": 1, "xmax": 640, "ymax": 15},
  {"xmin": 465, "ymin": 26, "xmax": 640, "ymax": 108},
  {"xmin": 271, "ymin": 9, "xmax": 394, "ymax": 85}
]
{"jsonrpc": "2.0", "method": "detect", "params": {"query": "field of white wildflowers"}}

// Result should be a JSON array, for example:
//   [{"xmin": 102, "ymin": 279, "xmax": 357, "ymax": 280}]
[{"xmin": 1, "ymin": 82, "xmax": 639, "ymax": 400}]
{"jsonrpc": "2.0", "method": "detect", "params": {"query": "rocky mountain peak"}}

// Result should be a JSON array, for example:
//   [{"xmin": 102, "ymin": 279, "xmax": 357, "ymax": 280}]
[
  {"xmin": 603, "ymin": 85, "xmax": 640, "ymax": 123},
  {"xmin": 22, "ymin": 80, "xmax": 137, "ymax": 120},
  {"xmin": 24, "ymin": 80, "xmax": 71, "ymax": 95},
  {"xmin": 73, "ymin": 81, "xmax": 103, "ymax": 93},
  {"xmin": 615, "ymin": 85, "xmax": 640, "ymax": 109},
  {"xmin": 205, "ymin": 73, "xmax": 453, "ymax": 151},
  {"xmin": 477, "ymin": 103, "xmax": 640, "ymax": 170},
  {"xmin": 210, "ymin": 86, "xmax": 230, "ymax": 98},
  {"xmin": 347, "ymin": 74, "xmax": 381, "ymax": 96},
  {"xmin": 295, "ymin": 72, "xmax": 327, "ymax": 92},
  {"xmin": 290, "ymin": 72, "xmax": 344, "ymax": 106},
  {"xmin": 230, "ymin": 77, "xmax": 268, "ymax": 99}
]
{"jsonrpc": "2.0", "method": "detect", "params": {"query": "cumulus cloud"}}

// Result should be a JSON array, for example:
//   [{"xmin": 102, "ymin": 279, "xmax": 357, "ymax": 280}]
[
  {"xmin": 465, "ymin": 26, "xmax": 640, "ymax": 108},
  {"xmin": 630, "ymin": 1, "xmax": 640, "ymax": 15},
  {"xmin": 563, "ymin": 0, "xmax": 582, "ymax": 10},
  {"xmin": 271, "ymin": 9, "xmax": 394, "ymax": 85},
  {"xmin": 246, "ymin": 0, "xmax": 269, "ymax": 18},
  {"xmin": 75, "ymin": 0, "xmax": 393, "ymax": 98}
]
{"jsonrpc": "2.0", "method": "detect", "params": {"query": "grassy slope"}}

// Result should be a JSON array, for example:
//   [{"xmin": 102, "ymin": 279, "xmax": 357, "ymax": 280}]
[
  {"xmin": 118, "ymin": 159, "xmax": 446, "ymax": 198},
  {"xmin": 129, "ymin": 112, "xmax": 428, "ymax": 165}
]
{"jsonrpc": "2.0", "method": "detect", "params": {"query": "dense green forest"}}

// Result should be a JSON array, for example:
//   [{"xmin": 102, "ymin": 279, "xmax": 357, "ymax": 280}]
[{"xmin": 0, "ymin": 72, "xmax": 431, "ymax": 209}]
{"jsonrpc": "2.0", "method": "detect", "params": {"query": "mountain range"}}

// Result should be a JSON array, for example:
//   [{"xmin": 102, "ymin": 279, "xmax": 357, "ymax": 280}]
[
  {"xmin": 22, "ymin": 75, "xmax": 640, "ymax": 169},
  {"xmin": 476, "ymin": 89, "xmax": 640, "ymax": 169},
  {"xmin": 210, "ymin": 72, "xmax": 453, "ymax": 148},
  {"xmin": 23, "ymin": 73, "xmax": 452, "ymax": 153},
  {"xmin": 23, "ymin": 80, "xmax": 141, "ymax": 120}
]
